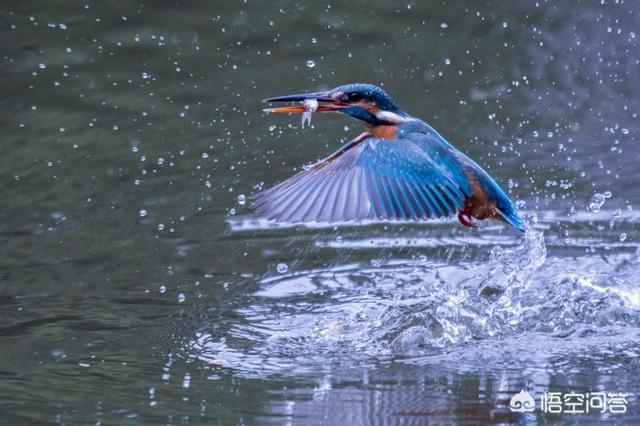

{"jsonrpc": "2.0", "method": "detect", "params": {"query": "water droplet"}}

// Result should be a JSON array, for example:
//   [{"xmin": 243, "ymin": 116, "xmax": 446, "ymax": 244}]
[
  {"xmin": 159, "ymin": 285, "xmax": 167, "ymax": 293},
  {"xmin": 139, "ymin": 209, "xmax": 148, "ymax": 218},
  {"xmin": 440, "ymin": 22, "xmax": 448, "ymax": 29},
  {"xmin": 276, "ymin": 263, "xmax": 288, "ymax": 273},
  {"xmin": 588, "ymin": 193, "xmax": 606, "ymax": 212},
  {"xmin": 603, "ymin": 191, "xmax": 612, "ymax": 198},
  {"xmin": 621, "ymin": 128, "xmax": 629, "ymax": 135},
  {"xmin": 620, "ymin": 233, "xmax": 627, "ymax": 242},
  {"xmin": 177, "ymin": 293, "xmax": 186, "ymax": 303},
  {"xmin": 305, "ymin": 60, "xmax": 316, "ymax": 68},
  {"xmin": 157, "ymin": 223, "xmax": 165, "ymax": 231},
  {"xmin": 444, "ymin": 58, "xmax": 451, "ymax": 65},
  {"xmin": 237, "ymin": 194, "xmax": 246, "ymax": 205}
]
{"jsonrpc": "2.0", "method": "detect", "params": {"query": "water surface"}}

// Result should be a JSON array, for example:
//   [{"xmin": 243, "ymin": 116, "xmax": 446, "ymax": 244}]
[{"xmin": 1, "ymin": 1, "xmax": 639, "ymax": 424}]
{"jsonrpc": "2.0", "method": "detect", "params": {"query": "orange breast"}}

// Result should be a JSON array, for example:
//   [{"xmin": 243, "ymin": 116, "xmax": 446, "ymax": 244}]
[
  {"xmin": 371, "ymin": 125, "xmax": 398, "ymax": 140},
  {"xmin": 462, "ymin": 178, "xmax": 502, "ymax": 221}
]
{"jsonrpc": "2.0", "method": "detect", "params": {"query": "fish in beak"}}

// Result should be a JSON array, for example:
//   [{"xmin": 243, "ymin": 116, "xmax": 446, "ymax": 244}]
[{"xmin": 263, "ymin": 90, "xmax": 347, "ymax": 128}]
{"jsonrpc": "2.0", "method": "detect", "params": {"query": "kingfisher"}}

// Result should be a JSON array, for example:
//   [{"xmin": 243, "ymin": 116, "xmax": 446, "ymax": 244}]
[{"xmin": 252, "ymin": 83, "xmax": 525, "ymax": 232}]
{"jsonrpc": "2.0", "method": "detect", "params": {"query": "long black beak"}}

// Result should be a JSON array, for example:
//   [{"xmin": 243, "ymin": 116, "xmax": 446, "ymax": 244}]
[
  {"xmin": 264, "ymin": 90, "xmax": 333, "ymax": 103},
  {"xmin": 263, "ymin": 90, "xmax": 345, "ymax": 114}
]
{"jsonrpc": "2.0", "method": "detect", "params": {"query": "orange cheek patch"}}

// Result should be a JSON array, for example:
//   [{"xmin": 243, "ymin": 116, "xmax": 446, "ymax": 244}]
[{"xmin": 361, "ymin": 102, "xmax": 381, "ymax": 115}]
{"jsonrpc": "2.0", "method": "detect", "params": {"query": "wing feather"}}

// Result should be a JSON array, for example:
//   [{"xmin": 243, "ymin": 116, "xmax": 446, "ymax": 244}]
[
  {"xmin": 433, "ymin": 186, "xmax": 455, "ymax": 216},
  {"xmin": 369, "ymin": 173, "xmax": 389, "ymax": 219},
  {"xmin": 317, "ymin": 172, "xmax": 342, "ymax": 222},
  {"xmin": 401, "ymin": 180, "xmax": 427, "ymax": 219},
  {"xmin": 394, "ymin": 179, "xmax": 415, "ymax": 220},
  {"xmin": 252, "ymin": 131, "xmax": 472, "ymax": 223},
  {"xmin": 282, "ymin": 172, "xmax": 322, "ymax": 222},
  {"xmin": 300, "ymin": 170, "xmax": 339, "ymax": 222},
  {"xmin": 343, "ymin": 168, "xmax": 359, "ymax": 220}
]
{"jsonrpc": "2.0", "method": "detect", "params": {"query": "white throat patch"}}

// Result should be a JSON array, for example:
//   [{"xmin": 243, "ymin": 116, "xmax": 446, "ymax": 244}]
[{"xmin": 375, "ymin": 110, "xmax": 408, "ymax": 124}]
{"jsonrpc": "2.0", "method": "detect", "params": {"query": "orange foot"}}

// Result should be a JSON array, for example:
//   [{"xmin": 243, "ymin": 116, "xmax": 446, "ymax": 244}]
[{"xmin": 457, "ymin": 211, "xmax": 476, "ymax": 228}]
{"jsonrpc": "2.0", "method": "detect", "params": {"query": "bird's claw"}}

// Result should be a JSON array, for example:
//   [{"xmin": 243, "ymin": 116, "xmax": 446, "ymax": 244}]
[{"xmin": 457, "ymin": 211, "xmax": 477, "ymax": 228}]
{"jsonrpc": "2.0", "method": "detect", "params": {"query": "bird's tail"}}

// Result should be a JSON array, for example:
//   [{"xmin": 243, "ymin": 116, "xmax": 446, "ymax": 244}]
[
  {"xmin": 496, "ymin": 203, "xmax": 526, "ymax": 232},
  {"xmin": 470, "ymin": 166, "xmax": 526, "ymax": 233}
]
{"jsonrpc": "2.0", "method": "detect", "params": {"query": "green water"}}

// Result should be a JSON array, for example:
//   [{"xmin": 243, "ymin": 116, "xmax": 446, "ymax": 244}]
[{"xmin": 1, "ymin": 1, "xmax": 639, "ymax": 424}]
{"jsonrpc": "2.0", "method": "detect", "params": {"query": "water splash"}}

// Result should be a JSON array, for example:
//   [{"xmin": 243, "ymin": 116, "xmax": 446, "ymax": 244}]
[
  {"xmin": 364, "ymin": 228, "xmax": 547, "ymax": 354},
  {"xmin": 589, "ymin": 192, "xmax": 610, "ymax": 212},
  {"xmin": 188, "ymin": 217, "xmax": 639, "ymax": 377},
  {"xmin": 482, "ymin": 227, "xmax": 547, "ymax": 291}
]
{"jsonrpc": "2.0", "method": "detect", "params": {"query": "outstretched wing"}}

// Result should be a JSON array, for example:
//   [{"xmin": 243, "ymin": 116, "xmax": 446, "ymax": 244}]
[{"xmin": 251, "ymin": 132, "xmax": 473, "ymax": 223}]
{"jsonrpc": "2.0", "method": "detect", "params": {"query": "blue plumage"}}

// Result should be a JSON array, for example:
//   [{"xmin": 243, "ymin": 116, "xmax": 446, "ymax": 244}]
[{"xmin": 254, "ymin": 83, "xmax": 525, "ymax": 232}]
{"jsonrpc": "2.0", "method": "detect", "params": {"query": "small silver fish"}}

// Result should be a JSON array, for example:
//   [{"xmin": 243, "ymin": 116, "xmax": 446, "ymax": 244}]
[{"xmin": 301, "ymin": 99, "xmax": 318, "ymax": 128}]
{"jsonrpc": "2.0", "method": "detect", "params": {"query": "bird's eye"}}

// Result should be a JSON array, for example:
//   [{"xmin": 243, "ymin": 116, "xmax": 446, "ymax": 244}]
[{"xmin": 346, "ymin": 92, "xmax": 362, "ymax": 102}]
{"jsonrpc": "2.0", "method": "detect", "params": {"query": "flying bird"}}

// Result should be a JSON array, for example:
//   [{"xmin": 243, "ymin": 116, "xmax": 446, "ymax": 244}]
[{"xmin": 252, "ymin": 83, "xmax": 525, "ymax": 232}]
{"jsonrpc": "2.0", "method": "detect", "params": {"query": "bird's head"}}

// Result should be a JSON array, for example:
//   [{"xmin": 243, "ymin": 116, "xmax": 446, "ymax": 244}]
[{"xmin": 264, "ymin": 83, "xmax": 408, "ymax": 126}]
